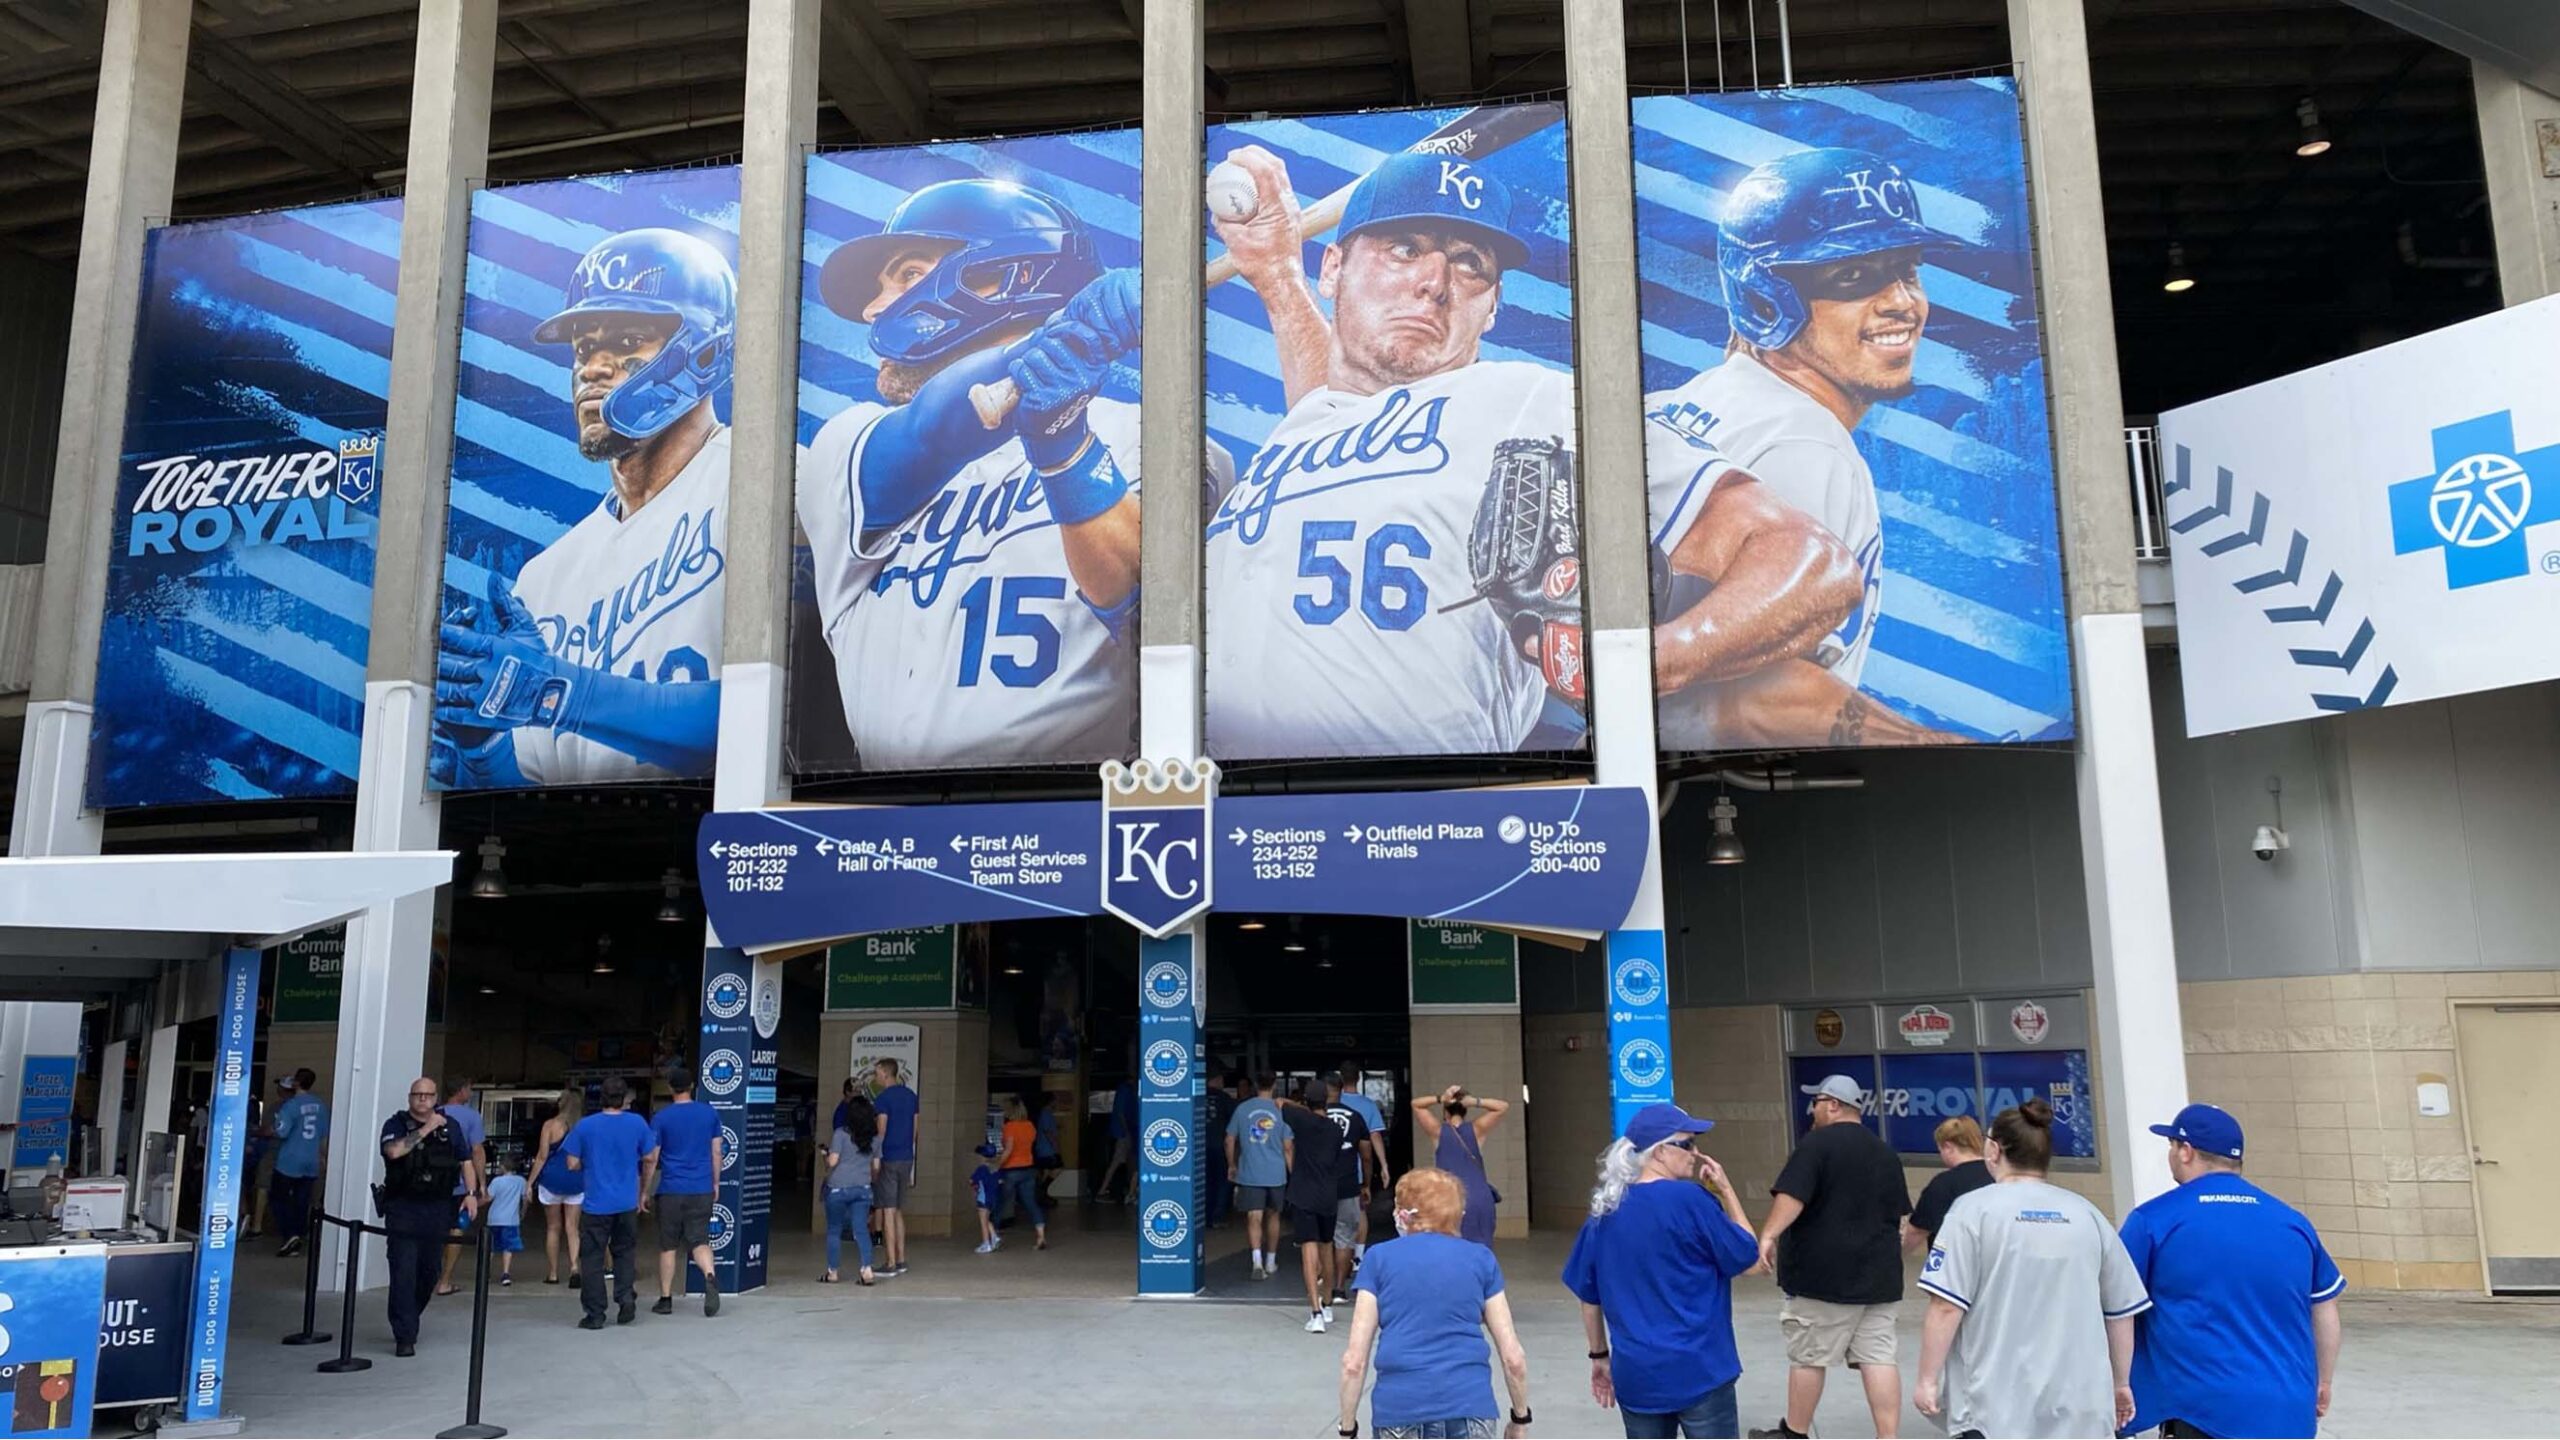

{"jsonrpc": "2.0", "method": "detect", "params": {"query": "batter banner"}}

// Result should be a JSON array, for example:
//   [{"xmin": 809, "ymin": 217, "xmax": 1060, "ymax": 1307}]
[
  {"xmin": 93, "ymin": 200, "xmax": 399, "ymax": 808},
  {"xmin": 1634, "ymin": 80, "xmax": 2072, "ymax": 751},
  {"xmin": 432, "ymin": 165, "xmax": 742, "ymax": 790},
  {"xmin": 1203, "ymin": 101, "xmax": 1585, "ymax": 761},
  {"xmin": 790, "ymin": 130, "xmax": 1149, "ymax": 776}
]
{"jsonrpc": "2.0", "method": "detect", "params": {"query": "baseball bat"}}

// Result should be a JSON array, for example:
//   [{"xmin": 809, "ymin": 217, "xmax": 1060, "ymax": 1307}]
[{"xmin": 968, "ymin": 101, "xmax": 1558, "ymax": 429}]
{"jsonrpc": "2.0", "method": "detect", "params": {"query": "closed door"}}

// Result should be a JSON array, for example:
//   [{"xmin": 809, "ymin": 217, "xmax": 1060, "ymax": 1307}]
[{"xmin": 2455, "ymin": 1003, "xmax": 2560, "ymax": 1292}]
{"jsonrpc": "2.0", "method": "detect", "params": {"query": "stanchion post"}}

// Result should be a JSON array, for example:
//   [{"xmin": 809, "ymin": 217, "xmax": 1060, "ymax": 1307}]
[
  {"xmin": 316, "ymin": 1216, "xmax": 373, "ymax": 1374},
  {"xmin": 281, "ymin": 1199, "xmax": 332, "ymax": 1344},
  {"xmin": 435, "ymin": 1214, "xmax": 505, "ymax": 1438}
]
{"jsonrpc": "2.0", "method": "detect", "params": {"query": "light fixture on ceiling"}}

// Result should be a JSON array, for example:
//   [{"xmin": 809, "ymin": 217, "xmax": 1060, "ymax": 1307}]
[
  {"xmin": 1281, "ymin": 918, "xmax": 1306, "ymax": 953},
  {"xmin": 477, "ymin": 984, "xmax": 497, "ymax": 995},
  {"xmin": 468, "ymin": 834, "xmax": 508, "ymax": 898},
  {"xmin": 1706, "ymin": 793, "xmax": 1746, "ymax": 866},
  {"xmin": 2162, "ymin": 241, "xmax": 2195, "ymax": 294},
  {"xmin": 655, "ymin": 868, "xmax": 685, "ymax": 924},
  {"xmin": 592, "ymin": 933, "xmax": 615, "ymax": 975},
  {"xmin": 1237, "ymin": 918, "xmax": 1266, "ymax": 932},
  {"xmin": 1314, "ymin": 937, "xmax": 1334, "ymax": 970},
  {"xmin": 1001, "ymin": 964, "xmax": 1026, "ymax": 976},
  {"xmin": 2293, "ymin": 97, "xmax": 2331, "ymax": 157}
]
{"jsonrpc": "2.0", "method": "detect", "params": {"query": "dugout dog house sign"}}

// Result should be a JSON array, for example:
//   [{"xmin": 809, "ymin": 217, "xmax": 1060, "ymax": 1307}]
[{"xmin": 697, "ymin": 782, "xmax": 1653, "ymax": 951}]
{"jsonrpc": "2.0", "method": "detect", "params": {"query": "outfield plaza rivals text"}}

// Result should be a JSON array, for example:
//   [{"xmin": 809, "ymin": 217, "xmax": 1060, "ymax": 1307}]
[{"xmin": 125, "ymin": 442, "xmax": 376, "ymax": 554}]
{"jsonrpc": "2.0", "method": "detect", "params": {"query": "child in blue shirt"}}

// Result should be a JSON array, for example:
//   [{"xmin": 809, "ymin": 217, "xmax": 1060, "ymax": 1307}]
[
  {"xmin": 485, "ymin": 1162, "xmax": 529, "ymax": 1286},
  {"xmin": 970, "ymin": 1144, "xmax": 1002, "ymax": 1254}
]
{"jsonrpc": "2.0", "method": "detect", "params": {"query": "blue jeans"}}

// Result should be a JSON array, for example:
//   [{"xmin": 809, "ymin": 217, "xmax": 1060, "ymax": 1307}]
[
  {"xmin": 997, "ymin": 1167, "xmax": 1044, "ymax": 1228},
  {"xmin": 824, "ymin": 1188, "xmax": 873, "ymax": 1273},
  {"xmin": 1620, "ymin": 1381, "xmax": 1738, "ymax": 1439}
]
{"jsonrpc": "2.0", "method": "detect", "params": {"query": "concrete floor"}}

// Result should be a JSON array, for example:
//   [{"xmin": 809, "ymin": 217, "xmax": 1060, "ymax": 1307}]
[{"xmin": 179, "ymin": 1202, "xmax": 2560, "ymax": 1438}]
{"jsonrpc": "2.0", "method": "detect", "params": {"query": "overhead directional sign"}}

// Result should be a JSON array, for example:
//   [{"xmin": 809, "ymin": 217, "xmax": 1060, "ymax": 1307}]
[
  {"xmin": 697, "ymin": 785, "xmax": 1654, "ymax": 949},
  {"xmin": 699, "ymin": 801, "xmax": 1103, "ymax": 951},
  {"xmin": 1215, "ymin": 786, "xmax": 1650, "ymax": 934}
]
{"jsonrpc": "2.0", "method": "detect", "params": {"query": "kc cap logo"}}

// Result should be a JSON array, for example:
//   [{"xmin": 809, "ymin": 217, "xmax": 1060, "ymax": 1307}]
[
  {"xmin": 1144, "ymin": 1117, "xmax": 1189, "ymax": 1168},
  {"xmin": 705, "ymin": 973, "xmax": 748, "ymax": 1020},
  {"xmin": 2389, "ymin": 410, "xmax": 2560, "ymax": 588},
  {"xmin": 1101, "ymin": 759, "xmax": 1217, "ymax": 936},
  {"xmin": 1612, "ymin": 955, "xmax": 1664, "ymax": 1008},
  {"xmin": 1437, "ymin": 160, "xmax": 1485, "ymax": 209},
  {"xmin": 1143, "ymin": 960, "xmax": 1191, "ymax": 1010},
  {"xmin": 1836, "ymin": 165, "xmax": 1917, "ymax": 221},
  {"xmin": 701, "ymin": 1049, "xmax": 745, "ymax": 1096},
  {"xmin": 1142, "ymin": 1199, "xmax": 1190, "ymax": 1251},
  {"xmin": 1143, "ymin": 1039, "xmax": 1191, "ymax": 1089},
  {"xmin": 1617, "ymin": 1037, "xmax": 1667, "ymax": 1089}
]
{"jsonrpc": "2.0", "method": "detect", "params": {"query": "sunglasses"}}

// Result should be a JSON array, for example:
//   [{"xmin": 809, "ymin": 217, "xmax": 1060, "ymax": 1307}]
[{"xmin": 1664, "ymin": 1137, "xmax": 1697, "ymax": 1152}]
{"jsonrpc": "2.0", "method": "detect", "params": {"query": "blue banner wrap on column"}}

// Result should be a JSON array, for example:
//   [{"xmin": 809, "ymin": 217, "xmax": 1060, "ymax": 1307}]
[
  {"xmin": 1604, "ymin": 929, "xmax": 1673, "ymax": 1137},
  {"xmin": 0, "ymin": 1246, "xmax": 108, "ymax": 1437},
  {"xmin": 1135, "ymin": 932, "xmax": 1204, "ymax": 1295},
  {"xmin": 183, "ymin": 947, "xmax": 257, "ymax": 1422},
  {"xmin": 699, "ymin": 948, "xmax": 777, "ymax": 1293}
]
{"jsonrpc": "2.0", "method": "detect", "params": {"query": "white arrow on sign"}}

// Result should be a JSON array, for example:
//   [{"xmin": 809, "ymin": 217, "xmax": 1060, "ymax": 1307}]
[
  {"xmin": 949, "ymin": 835, "xmax": 968, "ymax": 854},
  {"xmin": 708, "ymin": 842, "xmax": 726, "ymax": 858},
  {"xmin": 814, "ymin": 839, "xmax": 834, "ymax": 855},
  {"xmin": 1342, "ymin": 826, "xmax": 1360, "ymax": 842},
  {"xmin": 1228, "ymin": 828, "xmax": 1246, "ymax": 846}
]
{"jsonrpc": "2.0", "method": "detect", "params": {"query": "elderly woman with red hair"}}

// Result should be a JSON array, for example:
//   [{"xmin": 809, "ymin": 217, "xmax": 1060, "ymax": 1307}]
[{"xmin": 1335, "ymin": 1169, "xmax": 1532, "ymax": 1439}]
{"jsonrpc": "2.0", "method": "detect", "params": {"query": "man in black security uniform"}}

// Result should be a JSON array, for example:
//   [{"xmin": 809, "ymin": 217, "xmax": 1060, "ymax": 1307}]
[
  {"xmin": 378, "ymin": 1075, "xmax": 482, "ymax": 1358},
  {"xmin": 1751, "ymin": 1074, "xmax": 1911, "ymax": 1440},
  {"xmin": 1278, "ymin": 1079, "xmax": 1344, "ymax": 1335}
]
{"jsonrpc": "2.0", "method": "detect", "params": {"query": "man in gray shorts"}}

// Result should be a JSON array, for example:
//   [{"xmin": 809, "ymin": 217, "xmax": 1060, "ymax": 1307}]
[
  {"xmin": 1320, "ymin": 1083, "xmax": 1373, "ymax": 1306},
  {"xmin": 647, "ymin": 1066, "xmax": 724, "ymax": 1317},
  {"xmin": 870, "ymin": 1058, "xmax": 920, "ymax": 1276},
  {"xmin": 1226, "ymin": 1073, "xmax": 1290, "ymax": 1279}
]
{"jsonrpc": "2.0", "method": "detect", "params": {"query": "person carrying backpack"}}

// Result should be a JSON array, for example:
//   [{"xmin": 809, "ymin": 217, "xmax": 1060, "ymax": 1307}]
[{"xmin": 378, "ymin": 1076, "xmax": 481, "ymax": 1358}]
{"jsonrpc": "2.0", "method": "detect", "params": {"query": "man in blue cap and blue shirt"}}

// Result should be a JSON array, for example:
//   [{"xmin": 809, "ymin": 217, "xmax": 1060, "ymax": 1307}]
[
  {"xmin": 2118, "ymin": 1103, "xmax": 2346, "ymax": 1438},
  {"xmin": 1563, "ymin": 1102, "xmax": 1762, "ymax": 1438},
  {"xmin": 1204, "ymin": 141, "xmax": 1580, "ymax": 758}
]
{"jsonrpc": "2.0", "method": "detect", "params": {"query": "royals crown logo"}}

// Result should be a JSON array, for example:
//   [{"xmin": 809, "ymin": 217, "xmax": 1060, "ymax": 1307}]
[
  {"xmin": 1100, "ymin": 757, "xmax": 1217, "ymax": 937},
  {"xmin": 335, "ymin": 432, "xmax": 380, "ymax": 506}
]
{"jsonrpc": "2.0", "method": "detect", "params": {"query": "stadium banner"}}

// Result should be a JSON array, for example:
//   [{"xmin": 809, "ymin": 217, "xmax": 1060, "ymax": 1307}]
[
  {"xmin": 92, "ymin": 200, "xmax": 399, "ymax": 808},
  {"xmin": 431, "ymin": 165, "xmax": 741, "ymax": 790},
  {"xmin": 789, "ymin": 130, "xmax": 1146, "ymax": 775},
  {"xmin": 1633, "ymin": 79, "xmax": 2072, "ymax": 751},
  {"xmin": 2160, "ymin": 293, "xmax": 2560, "ymax": 734},
  {"xmin": 1201, "ymin": 101, "xmax": 1584, "ymax": 761}
]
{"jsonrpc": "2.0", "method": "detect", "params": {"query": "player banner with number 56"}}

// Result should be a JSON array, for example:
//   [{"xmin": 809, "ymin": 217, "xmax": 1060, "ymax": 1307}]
[{"xmin": 1202, "ymin": 101, "xmax": 1585, "ymax": 762}]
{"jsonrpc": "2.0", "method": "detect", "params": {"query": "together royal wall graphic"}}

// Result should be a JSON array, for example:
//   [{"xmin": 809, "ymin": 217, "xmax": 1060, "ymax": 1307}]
[
  {"xmin": 1202, "ymin": 100, "xmax": 1583, "ymax": 762},
  {"xmin": 92, "ymin": 200, "xmax": 399, "ymax": 808},
  {"xmin": 432, "ymin": 165, "xmax": 741, "ymax": 791},
  {"xmin": 789, "ymin": 131, "xmax": 1147, "ymax": 776},
  {"xmin": 1634, "ymin": 78, "xmax": 2073, "ymax": 752}
]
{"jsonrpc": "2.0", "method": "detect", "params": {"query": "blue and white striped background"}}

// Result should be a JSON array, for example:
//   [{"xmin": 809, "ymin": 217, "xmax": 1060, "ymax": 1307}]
[
  {"xmin": 1202, "ymin": 102, "xmax": 1576, "ymax": 481},
  {"xmin": 1635, "ymin": 78, "xmax": 2073, "ymax": 741},
  {"xmin": 439, "ymin": 165, "xmax": 741, "ymax": 786},
  {"xmin": 93, "ymin": 200, "xmax": 400, "ymax": 807}
]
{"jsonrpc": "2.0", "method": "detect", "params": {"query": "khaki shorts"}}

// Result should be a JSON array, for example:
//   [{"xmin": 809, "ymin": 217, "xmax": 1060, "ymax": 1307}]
[{"xmin": 1780, "ymin": 1295, "xmax": 1899, "ymax": 1368}]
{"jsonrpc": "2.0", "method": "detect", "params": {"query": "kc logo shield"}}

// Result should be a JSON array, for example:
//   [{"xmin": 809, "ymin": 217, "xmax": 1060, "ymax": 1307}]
[
  {"xmin": 336, "ymin": 432, "xmax": 379, "ymax": 505},
  {"xmin": 1101, "ymin": 758, "xmax": 1217, "ymax": 937}
]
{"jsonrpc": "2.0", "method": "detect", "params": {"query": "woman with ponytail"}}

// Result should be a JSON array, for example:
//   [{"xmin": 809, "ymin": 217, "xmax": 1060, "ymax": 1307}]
[{"xmin": 1913, "ymin": 1098, "xmax": 2152, "ymax": 1438}]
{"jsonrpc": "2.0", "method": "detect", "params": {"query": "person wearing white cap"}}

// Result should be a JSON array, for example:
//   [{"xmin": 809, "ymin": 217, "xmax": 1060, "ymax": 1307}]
[
  {"xmin": 1562, "ymin": 1103, "xmax": 1761, "ymax": 1437},
  {"xmin": 1749, "ymin": 1074, "xmax": 1910, "ymax": 1440}
]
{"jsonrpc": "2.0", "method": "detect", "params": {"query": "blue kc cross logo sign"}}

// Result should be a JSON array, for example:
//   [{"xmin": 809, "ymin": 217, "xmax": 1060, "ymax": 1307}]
[{"xmin": 2388, "ymin": 410, "xmax": 2560, "ymax": 588}]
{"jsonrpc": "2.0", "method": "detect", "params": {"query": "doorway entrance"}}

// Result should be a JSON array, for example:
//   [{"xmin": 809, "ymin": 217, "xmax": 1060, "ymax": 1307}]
[{"xmin": 2453, "ymin": 1000, "xmax": 2560, "ymax": 1293}]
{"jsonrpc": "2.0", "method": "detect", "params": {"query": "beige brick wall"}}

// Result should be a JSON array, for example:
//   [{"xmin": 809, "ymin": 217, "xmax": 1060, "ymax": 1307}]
[
  {"xmin": 2181, "ymin": 969, "xmax": 2559, "ymax": 1292},
  {"xmin": 1522, "ymin": 1012, "xmax": 1608, "ymax": 1229},
  {"xmin": 1409, "ymin": 1011, "xmax": 1529, "ymax": 1237}
]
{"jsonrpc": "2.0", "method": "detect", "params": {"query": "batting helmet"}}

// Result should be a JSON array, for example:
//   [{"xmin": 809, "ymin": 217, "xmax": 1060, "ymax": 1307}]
[
  {"xmin": 1716, "ymin": 147, "xmax": 1945, "ymax": 351},
  {"xmin": 534, "ymin": 227, "xmax": 737, "ymax": 441},
  {"xmin": 818, "ymin": 178, "xmax": 1099, "ymax": 366}
]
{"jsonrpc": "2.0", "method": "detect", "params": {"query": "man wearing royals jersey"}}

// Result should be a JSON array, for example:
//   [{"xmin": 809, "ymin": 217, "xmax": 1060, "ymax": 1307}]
[
  {"xmin": 798, "ymin": 178, "xmax": 1181, "ymax": 769},
  {"xmin": 1205, "ymin": 149, "xmax": 1574, "ymax": 758},
  {"xmin": 434, "ymin": 226, "xmax": 735, "ymax": 787}
]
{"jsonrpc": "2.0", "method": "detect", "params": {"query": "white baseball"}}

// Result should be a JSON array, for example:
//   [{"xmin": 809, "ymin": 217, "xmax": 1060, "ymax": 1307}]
[{"xmin": 1205, "ymin": 161, "xmax": 1258, "ymax": 223}]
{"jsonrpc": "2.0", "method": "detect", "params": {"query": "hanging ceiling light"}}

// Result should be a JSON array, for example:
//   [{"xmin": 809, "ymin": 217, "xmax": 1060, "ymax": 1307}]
[
  {"xmin": 655, "ymin": 868, "xmax": 685, "ymax": 924},
  {"xmin": 1237, "ymin": 918, "xmax": 1266, "ymax": 932},
  {"xmin": 2162, "ymin": 241, "xmax": 2195, "ymax": 294},
  {"xmin": 591, "ymin": 933, "xmax": 615, "ymax": 975},
  {"xmin": 477, "ymin": 984, "xmax": 497, "ymax": 996},
  {"xmin": 1706, "ymin": 794, "xmax": 1746, "ymax": 866},
  {"xmin": 468, "ymin": 834, "xmax": 508, "ymax": 899},
  {"xmin": 2293, "ymin": 97, "xmax": 2331, "ymax": 157}
]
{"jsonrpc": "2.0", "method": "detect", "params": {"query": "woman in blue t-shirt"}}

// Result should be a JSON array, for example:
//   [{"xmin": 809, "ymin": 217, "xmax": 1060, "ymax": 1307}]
[{"xmin": 1336, "ymin": 1169, "xmax": 1531, "ymax": 1439}]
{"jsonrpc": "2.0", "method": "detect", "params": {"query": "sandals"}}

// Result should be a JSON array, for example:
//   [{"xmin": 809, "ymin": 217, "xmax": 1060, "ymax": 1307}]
[
  {"xmin": 857, "ymin": 1271, "xmax": 875, "ymax": 1286},
  {"xmin": 820, "ymin": 1271, "xmax": 840, "ymax": 1283}
]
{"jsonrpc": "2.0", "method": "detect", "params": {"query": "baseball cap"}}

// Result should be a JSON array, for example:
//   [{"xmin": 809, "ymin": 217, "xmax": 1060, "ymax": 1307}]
[
  {"xmin": 274, "ymin": 1075, "xmax": 295, "ymax": 1091},
  {"xmin": 2149, "ymin": 1103, "xmax": 2244, "ymax": 1159},
  {"xmin": 1623, "ymin": 1102, "xmax": 1715, "ymax": 1151},
  {"xmin": 1799, "ymin": 1074, "xmax": 1870, "ymax": 1113},
  {"xmin": 1335, "ymin": 152, "xmax": 1534, "ymax": 274}
]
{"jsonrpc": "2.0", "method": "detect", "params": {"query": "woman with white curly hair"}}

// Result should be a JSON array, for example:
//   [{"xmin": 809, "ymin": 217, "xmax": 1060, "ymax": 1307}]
[{"xmin": 1561, "ymin": 1103, "xmax": 1763, "ymax": 1438}]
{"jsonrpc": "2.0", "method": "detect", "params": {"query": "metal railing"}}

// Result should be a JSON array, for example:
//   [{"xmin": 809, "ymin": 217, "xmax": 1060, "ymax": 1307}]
[{"xmin": 2125, "ymin": 425, "xmax": 2169, "ymax": 560}]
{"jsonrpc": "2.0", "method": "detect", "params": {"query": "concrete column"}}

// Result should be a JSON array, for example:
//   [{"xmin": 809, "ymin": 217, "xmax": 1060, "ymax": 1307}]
[
  {"xmin": 1562, "ymin": 0, "xmax": 1673, "ymax": 1137},
  {"xmin": 715, "ymin": 0, "xmax": 820, "ymax": 816},
  {"xmin": 6, "ymin": 0, "xmax": 189, "ymax": 859},
  {"xmin": 2471, "ymin": 64, "xmax": 2560, "ymax": 305},
  {"xmin": 325, "ymin": 0, "xmax": 497, "ymax": 1290},
  {"xmin": 2010, "ymin": 0, "xmax": 2186, "ymax": 1214}
]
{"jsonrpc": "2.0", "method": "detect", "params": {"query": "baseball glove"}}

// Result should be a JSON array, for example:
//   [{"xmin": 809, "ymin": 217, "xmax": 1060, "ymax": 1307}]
[{"xmin": 1465, "ymin": 435, "xmax": 1586, "ymax": 702}]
